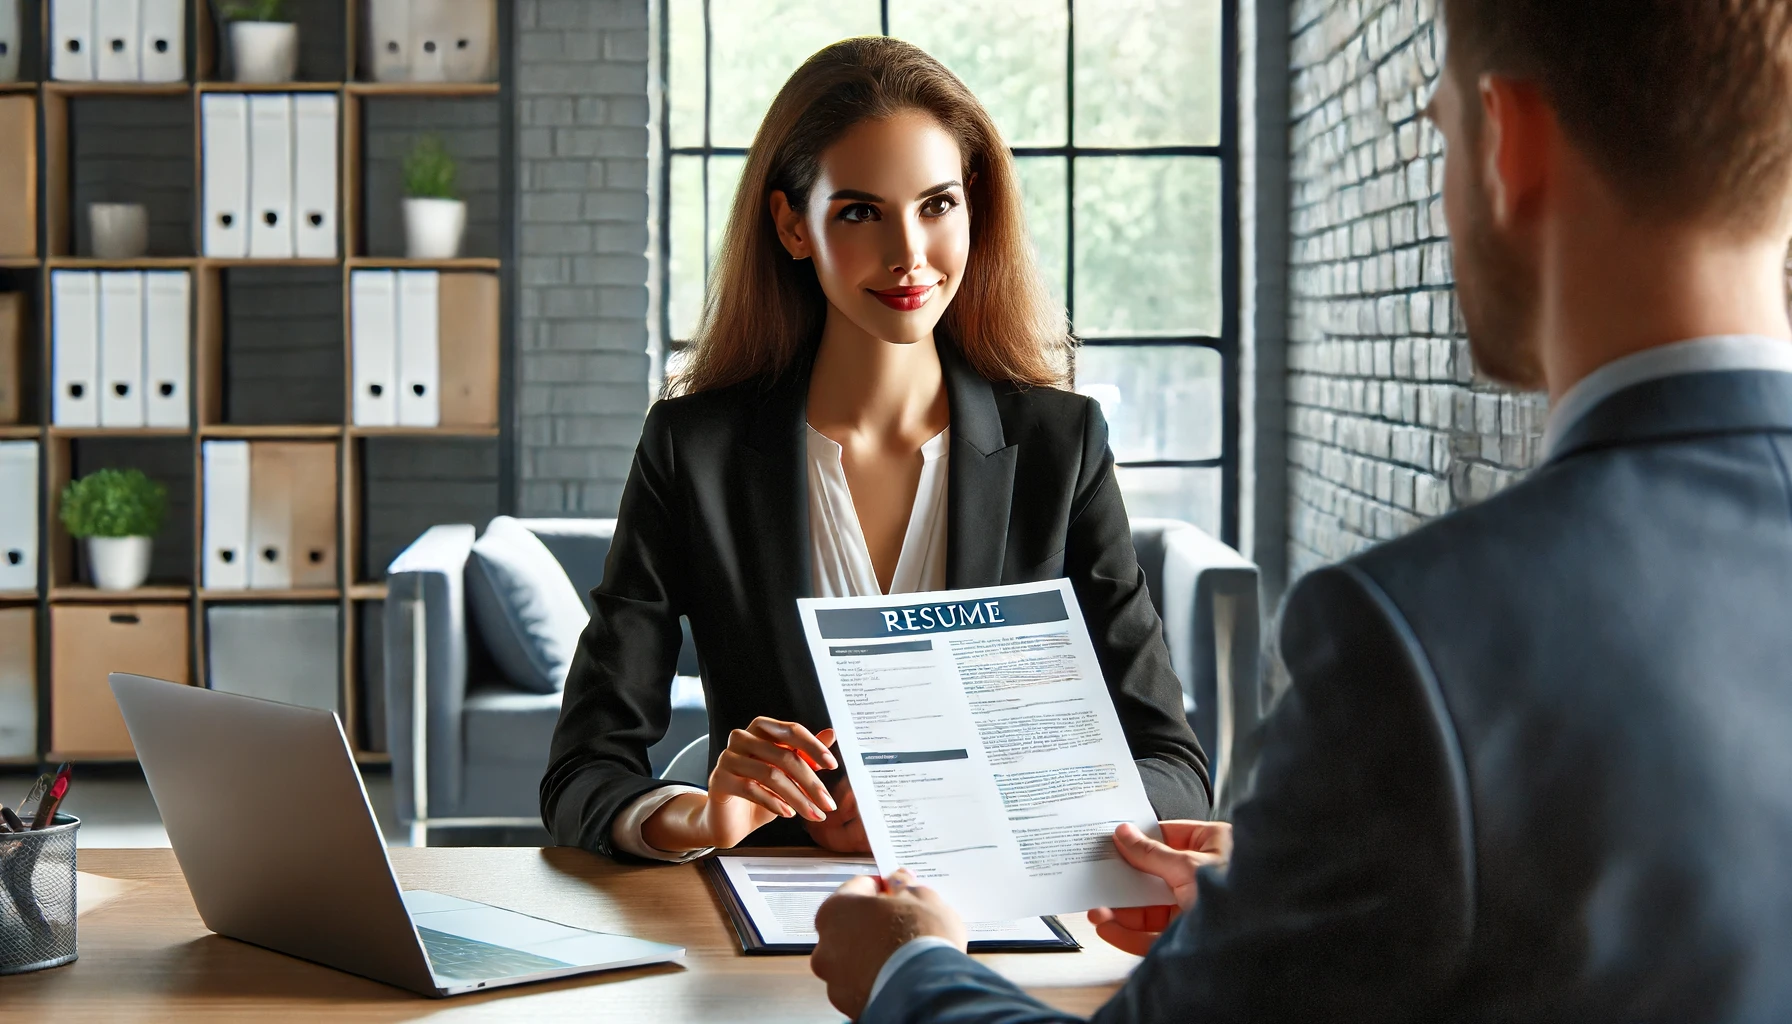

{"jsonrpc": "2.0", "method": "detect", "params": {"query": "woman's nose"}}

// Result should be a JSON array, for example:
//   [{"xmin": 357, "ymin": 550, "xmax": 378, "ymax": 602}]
[{"xmin": 888, "ymin": 219, "xmax": 929, "ymax": 276}]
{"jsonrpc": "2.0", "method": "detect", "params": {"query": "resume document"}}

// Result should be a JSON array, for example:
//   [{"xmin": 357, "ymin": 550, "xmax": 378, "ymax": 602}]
[{"xmin": 798, "ymin": 579, "xmax": 1174, "ymax": 922}]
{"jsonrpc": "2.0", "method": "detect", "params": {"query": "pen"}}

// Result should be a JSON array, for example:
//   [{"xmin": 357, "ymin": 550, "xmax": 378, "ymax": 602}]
[{"xmin": 31, "ymin": 763, "xmax": 72, "ymax": 830}]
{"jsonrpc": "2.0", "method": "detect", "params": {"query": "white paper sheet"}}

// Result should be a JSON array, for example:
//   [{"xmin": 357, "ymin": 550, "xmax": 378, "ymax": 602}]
[
  {"xmin": 713, "ymin": 855, "xmax": 1058, "ymax": 946},
  {"xmin": 798, "ymin": 579, "xmax": 1175, "ymax": 923}
]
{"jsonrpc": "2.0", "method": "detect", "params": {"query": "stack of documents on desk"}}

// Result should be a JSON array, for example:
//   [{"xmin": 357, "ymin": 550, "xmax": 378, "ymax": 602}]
[
  {"xmin": 799, "ymin": 579, "xmax": 1176, "ymax": 923},
  {"xmin": 702, "ymin": 855, "xmax": 1075, "ymax": 954}
]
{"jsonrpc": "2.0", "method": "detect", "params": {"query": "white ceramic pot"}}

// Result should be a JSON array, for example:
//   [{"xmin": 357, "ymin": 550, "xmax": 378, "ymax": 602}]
[
  {"xmin": 89, "ymin": 203, "xmax": 149, "ymax": 260},
  {"xmin": 404, "ymin": 198, "xmax": 467, "ymax": 259},
  {"xmin": 88, "ymin": 536, "xmax": 152, "ymax": 592},
  {"xmin": 231, "ymin": 21, "xmax": 298, "ymax": 84}
]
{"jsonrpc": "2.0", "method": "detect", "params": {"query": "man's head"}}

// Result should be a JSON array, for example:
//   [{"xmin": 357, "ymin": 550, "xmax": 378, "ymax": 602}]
[{"xmin": 1431, "ymin": 0, "xmax": 1792, "ymax": 390}]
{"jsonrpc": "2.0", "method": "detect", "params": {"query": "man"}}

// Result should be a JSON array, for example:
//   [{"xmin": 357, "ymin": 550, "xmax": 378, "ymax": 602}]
[{"xmin": 809, "ymin": 1, "xmax": 1792, "ymax": 1020}]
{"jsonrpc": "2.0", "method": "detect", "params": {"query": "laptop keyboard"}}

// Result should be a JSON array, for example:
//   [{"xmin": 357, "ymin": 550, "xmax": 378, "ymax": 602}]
[{"xmin": 419, "ymin": 926, "xmax": 573, "ymax": 981}]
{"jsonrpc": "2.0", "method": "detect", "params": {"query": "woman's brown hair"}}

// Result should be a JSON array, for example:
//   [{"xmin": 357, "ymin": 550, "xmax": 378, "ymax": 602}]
[{"xmin": 673, "ymin": 36, "xmax": 1069, "ymax": 396}]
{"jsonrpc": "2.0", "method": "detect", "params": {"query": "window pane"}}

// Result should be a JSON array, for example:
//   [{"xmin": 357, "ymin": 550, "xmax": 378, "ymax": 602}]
[
  {"xmin": 1076, "ymin": 345, "xmax": 1221, "ymax": 462},
  {"xmin": 1114, "ymin": 466, "xmax": 1221, "ymax": 536},
  {"xmin": 709, "ymin": 1, "xmax": 882, "ymax": 148},
  {"xmin": 1073, "ymin": 0, "xmax": 1221, "ymax": 147},
  {"xmin": 889, "ymin": 0, "xmax": 1068, "ymax": 147},
  {"xmin": 1014, "ymin": 156, "xmax": 1068, "ymax": 314},
  {"xmin": 669, "ymin": 155, "xmax": 705, "ymax": 341},
  {"xmin": 668, "ymin": 0, "xmax": 705, "ymax": 149},
  {"xmin": 706, "ymin": 154, "xmax": 749, "ymax": 268},
  {"xmin": 1073, "ymin": 156, "xmax": 1219, "ymax": 337}
]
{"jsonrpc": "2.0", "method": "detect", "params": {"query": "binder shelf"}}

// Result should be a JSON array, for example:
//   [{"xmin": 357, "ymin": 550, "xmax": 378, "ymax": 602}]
[{"xmin": 3, "ymin": 0, "xmax": 511, "ymax": 765}]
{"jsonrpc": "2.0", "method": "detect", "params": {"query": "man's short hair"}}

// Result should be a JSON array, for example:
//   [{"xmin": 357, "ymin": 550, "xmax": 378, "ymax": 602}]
[{"xmin": 1443, "ymin": 0, "xmax": 1792, "ymax": 233}]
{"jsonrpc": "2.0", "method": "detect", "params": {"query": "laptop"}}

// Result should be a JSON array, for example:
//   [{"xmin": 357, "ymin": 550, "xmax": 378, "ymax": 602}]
[{"xmin": 109, "ymin": 672, "xmax": 684, "ymax": 997}]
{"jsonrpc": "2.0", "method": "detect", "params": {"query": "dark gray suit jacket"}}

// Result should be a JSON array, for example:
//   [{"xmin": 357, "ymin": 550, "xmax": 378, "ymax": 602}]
[
  {"xmin": 866, "ymin": 370, "xmax": 1792, "ymax": 1023},
  {"xmin": 541, "ymin": 340, "xmax": 1211, "ymax": 855}
]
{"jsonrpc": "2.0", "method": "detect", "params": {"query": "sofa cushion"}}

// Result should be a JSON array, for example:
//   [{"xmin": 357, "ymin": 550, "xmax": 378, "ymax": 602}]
[{"xmin": 466, "ymin": 516, "xmax": 588, "ymax": 693}]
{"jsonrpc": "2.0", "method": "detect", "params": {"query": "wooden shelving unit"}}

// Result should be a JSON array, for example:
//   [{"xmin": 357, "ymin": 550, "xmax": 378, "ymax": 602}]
[{"xmin": 0, "ymin": 0, "xmax": 508, "ymax": 769}]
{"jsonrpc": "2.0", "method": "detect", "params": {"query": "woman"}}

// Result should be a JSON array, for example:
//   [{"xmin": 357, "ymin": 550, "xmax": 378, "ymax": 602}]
[{"xmin": 542, "ymin": 37, "xmax": 1210, "ymax": 861}]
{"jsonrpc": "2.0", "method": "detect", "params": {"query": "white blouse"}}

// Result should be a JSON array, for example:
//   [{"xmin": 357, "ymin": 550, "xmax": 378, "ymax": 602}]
[{"xmin": 609, "ymin": 425, "xmax": 953, "ymax": 861}]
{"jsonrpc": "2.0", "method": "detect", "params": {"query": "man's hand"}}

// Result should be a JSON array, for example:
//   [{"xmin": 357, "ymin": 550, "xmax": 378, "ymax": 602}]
[
  {"xmin": 811, "ymin": 870, "xmax": 967, "ymax": 1020},
  {"xmin": 1088, "ymin": 820, "xmax": 1233, "ymax": 956},
  {"xmin": 802, "ymin": 774, "xmax": 872, "ymax": 853}
]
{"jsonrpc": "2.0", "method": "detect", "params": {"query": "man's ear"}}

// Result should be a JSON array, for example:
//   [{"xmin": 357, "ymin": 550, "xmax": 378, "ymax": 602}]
[
  {"xmin": 769, "ymin": 190, "xmax": 810, "ymax": 259},
  {"xmin": 1478, "ymin": 73, "xmax": 1554, "ymax": 230}
]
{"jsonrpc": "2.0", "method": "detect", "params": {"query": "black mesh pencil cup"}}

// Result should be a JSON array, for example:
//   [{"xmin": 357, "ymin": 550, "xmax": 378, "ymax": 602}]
[{"xmin": 0, "ymin": 813, "xmax": 79, "ymax": 974}]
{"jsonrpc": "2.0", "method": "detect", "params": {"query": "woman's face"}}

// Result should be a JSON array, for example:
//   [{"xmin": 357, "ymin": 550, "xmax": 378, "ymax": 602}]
[{"xmin": 772, "ymin": 110, "xmax": 971, "ymax": 345}]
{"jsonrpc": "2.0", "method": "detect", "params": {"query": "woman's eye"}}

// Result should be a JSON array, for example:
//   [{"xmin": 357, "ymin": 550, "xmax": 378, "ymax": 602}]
[
  {"xmin": 920, "ymin": 194, "xmax": 958, "ymax": 217},
  {"xmin": 839, "ymin": 203, "xmax": 879, "ymax": 223}
]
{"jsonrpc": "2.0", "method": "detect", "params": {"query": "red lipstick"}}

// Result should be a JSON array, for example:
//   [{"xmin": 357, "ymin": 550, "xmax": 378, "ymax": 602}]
[{"xmin": 869, "ymin": 284, "xmax": 937, "ymax": 311}]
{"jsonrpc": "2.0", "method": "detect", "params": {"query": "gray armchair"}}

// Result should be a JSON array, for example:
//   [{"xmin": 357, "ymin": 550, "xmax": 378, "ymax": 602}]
[
  {"xmin": 382, "ymin": 519, "xmax": 702, "ymax": 845},
  {"xmin": 384, "ymin": 517, "xmax": 1261, "ymax": 845}
]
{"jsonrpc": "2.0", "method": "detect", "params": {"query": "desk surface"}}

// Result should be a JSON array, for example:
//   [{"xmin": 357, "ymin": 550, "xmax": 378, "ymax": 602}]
[{"xmin": 0, "ymin": 847, "xmax": 1137, "ymax": 1021}]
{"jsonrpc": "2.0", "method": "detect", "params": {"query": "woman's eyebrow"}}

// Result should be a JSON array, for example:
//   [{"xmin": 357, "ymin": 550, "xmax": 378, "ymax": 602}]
[{"xmin": 827, "ymin": 181, "xmax": 963, "ymax": 203}]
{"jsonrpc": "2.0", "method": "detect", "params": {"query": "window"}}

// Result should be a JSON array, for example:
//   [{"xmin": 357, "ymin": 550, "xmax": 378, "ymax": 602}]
[{"xmin": 660, "ymin": 0, "xmax": 1238, "ymax": 542}]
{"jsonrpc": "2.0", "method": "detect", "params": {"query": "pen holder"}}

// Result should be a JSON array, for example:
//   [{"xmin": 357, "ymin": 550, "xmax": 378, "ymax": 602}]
[{"xmin": 0, "ymin": 814, "xmax": 79, "ymax": 975}]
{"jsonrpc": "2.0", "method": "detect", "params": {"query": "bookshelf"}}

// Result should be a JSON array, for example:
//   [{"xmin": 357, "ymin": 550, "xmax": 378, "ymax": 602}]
[{"xmin": 0, "ymin": 0, "xmax": 510, "ymax": 767}]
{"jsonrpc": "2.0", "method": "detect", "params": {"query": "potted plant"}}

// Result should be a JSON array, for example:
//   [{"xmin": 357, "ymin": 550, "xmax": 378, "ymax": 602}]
[
  {"xmin": 60, "ymin": 469, "xmax": 167, "ymax": 592},
  {"xmin": 222, "ymin": 0, "xmax": 298, "ymax": 84},
  {"xmin": 403, "ymin": 134, "xmax": 466, "ymax": 259}
]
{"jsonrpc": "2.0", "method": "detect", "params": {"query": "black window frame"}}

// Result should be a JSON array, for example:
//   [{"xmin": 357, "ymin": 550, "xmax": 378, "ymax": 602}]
[{"xmin": 657, "ymin": 0, "xmax": 1240, "ymax": 546}]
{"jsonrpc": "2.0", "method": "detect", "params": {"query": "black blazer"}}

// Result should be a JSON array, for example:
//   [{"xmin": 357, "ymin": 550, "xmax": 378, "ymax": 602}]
[
  {"xmin": 863, "ymin": 368, "xmax": 1792, "ymax": 1023},
  {"xmin": 540, "ymin": 340, "xmax": 1212, "ymax": 857}
]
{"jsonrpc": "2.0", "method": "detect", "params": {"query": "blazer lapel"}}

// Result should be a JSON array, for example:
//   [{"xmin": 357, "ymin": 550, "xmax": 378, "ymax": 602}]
[
  {"xmin": 741, "ymin": 356, "xmax": 815, "ymax": 603},
  {"xmin": 941, "ymin": 340, "xmax": 1017, "ymax": 588}
]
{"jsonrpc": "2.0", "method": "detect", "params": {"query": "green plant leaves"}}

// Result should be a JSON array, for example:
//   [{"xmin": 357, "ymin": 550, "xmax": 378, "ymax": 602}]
[
  {"xmin": 403, "ymin": 134, "xmax": 459, "ymax": 200},
  {"xmin": 59, "ymin": 469, "xmax": 167, "ymax": 539},
  {"xmin": 222, "ymin": 0, "xmax": 288, "ymax": 23}
]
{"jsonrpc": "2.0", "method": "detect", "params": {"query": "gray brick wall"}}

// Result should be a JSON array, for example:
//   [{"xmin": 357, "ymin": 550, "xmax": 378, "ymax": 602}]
[
  {"xmin": 1283, "ymin": 0, "xmax": 1546, "ymax": 579},
  {"xmin": 513, "ymin": 0, "xmax": 654, "ymax": 517}
]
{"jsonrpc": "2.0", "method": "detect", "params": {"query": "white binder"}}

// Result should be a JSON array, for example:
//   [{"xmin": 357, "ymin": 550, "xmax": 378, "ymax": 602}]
[
  {"xmin": 247, "ymin": 443, "xmax": 292, "ymax": 590},
  {"xmin": 396, "ymin": 270, "xmax": 440, "ymax": 427},
  {"xmin": 98, "ymin": 271, "xmax": 145, "ymax": 428},
  {"xmin": 203, "ymin": 440, "xmax": 251, "ymax": 590},
  {"xmin": 143, "ymin": 270, "xmax": 189, "ymax": 428},
  {"xmin": 408, "ymin": 0, "xmax": 450, "ymax": 82},
  {"xmin": 439, "ymin": 0, "xmax": 495, "ymax": 83},
  {"xmin": 366, "ymin": 0, "xmax": 410, "ymax": 81},
  {"xmin": 202, "ymin": 94, "xmax": 250, "ymax": 258},
  {"xmin": 51, "ymin": 0, "xmax": 95, "ymax": 81},
  {"xmin": 0, "ymin": 0, "xmax": 22, "ymax": 83},
  {"xmin": 51, "ymin": 270, "xmax": 100, "ymax": 427},
  {"xmin": 138, "ymin": 0, "xmax": 183, "ymax": 83},
  {"xmin": 93, "ymin": 0, "xmax": 139, "ymax": 81},
  {"xmin": 292, "ymin": 94, "xmax": 339, "ymax": 259},
  {"xmin": 351, "ymin": 271, "xmax": 399, "ymax": 426},
  {"xmin": 248, "ymin": 94, "xmax": 294, "ymax": 259},
  {"xmin": 0, "ymin": 441, "xmax": 36, "ymax": 591}
]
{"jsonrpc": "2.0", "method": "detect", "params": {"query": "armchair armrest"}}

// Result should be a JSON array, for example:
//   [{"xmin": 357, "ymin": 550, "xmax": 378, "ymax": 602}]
[
  {"xmin": 1158, "ymin": 525, "xmax": 1261, "ymax": 817},
  {"xmin": 383, "ymin": 524, "xmax": 477, "ymax": 827}
]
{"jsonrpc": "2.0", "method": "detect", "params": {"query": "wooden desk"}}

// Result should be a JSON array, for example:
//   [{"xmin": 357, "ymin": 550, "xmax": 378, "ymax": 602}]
[{"xmin": 0, "ymin": 848, "xmax": 1138, "ymax": 1021}]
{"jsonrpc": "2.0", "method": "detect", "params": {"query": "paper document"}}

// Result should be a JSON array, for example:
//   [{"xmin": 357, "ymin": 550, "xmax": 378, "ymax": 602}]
[
  {"xmin": 712, "ymin": 856, "xmax": 1059, "ymax": 947},
  {"xmin": 798, "ymin": 579, "xmax": 1174, "ymax": 923}
]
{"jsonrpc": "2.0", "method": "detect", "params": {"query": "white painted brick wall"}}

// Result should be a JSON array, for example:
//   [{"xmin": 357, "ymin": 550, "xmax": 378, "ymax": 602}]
[{"xmin": 1284, "ymin": 0, "xmax": 1545, "ymax": 579}]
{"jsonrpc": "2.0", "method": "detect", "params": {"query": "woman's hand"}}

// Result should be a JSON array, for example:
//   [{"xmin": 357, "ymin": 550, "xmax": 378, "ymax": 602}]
[
  {"xmin": 642, "ymin": 718, "xmax": 841, "ymax": 852},
  {"xmin": 802, "ymin": 774, "xmax": 872, "ymax": 854}
]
